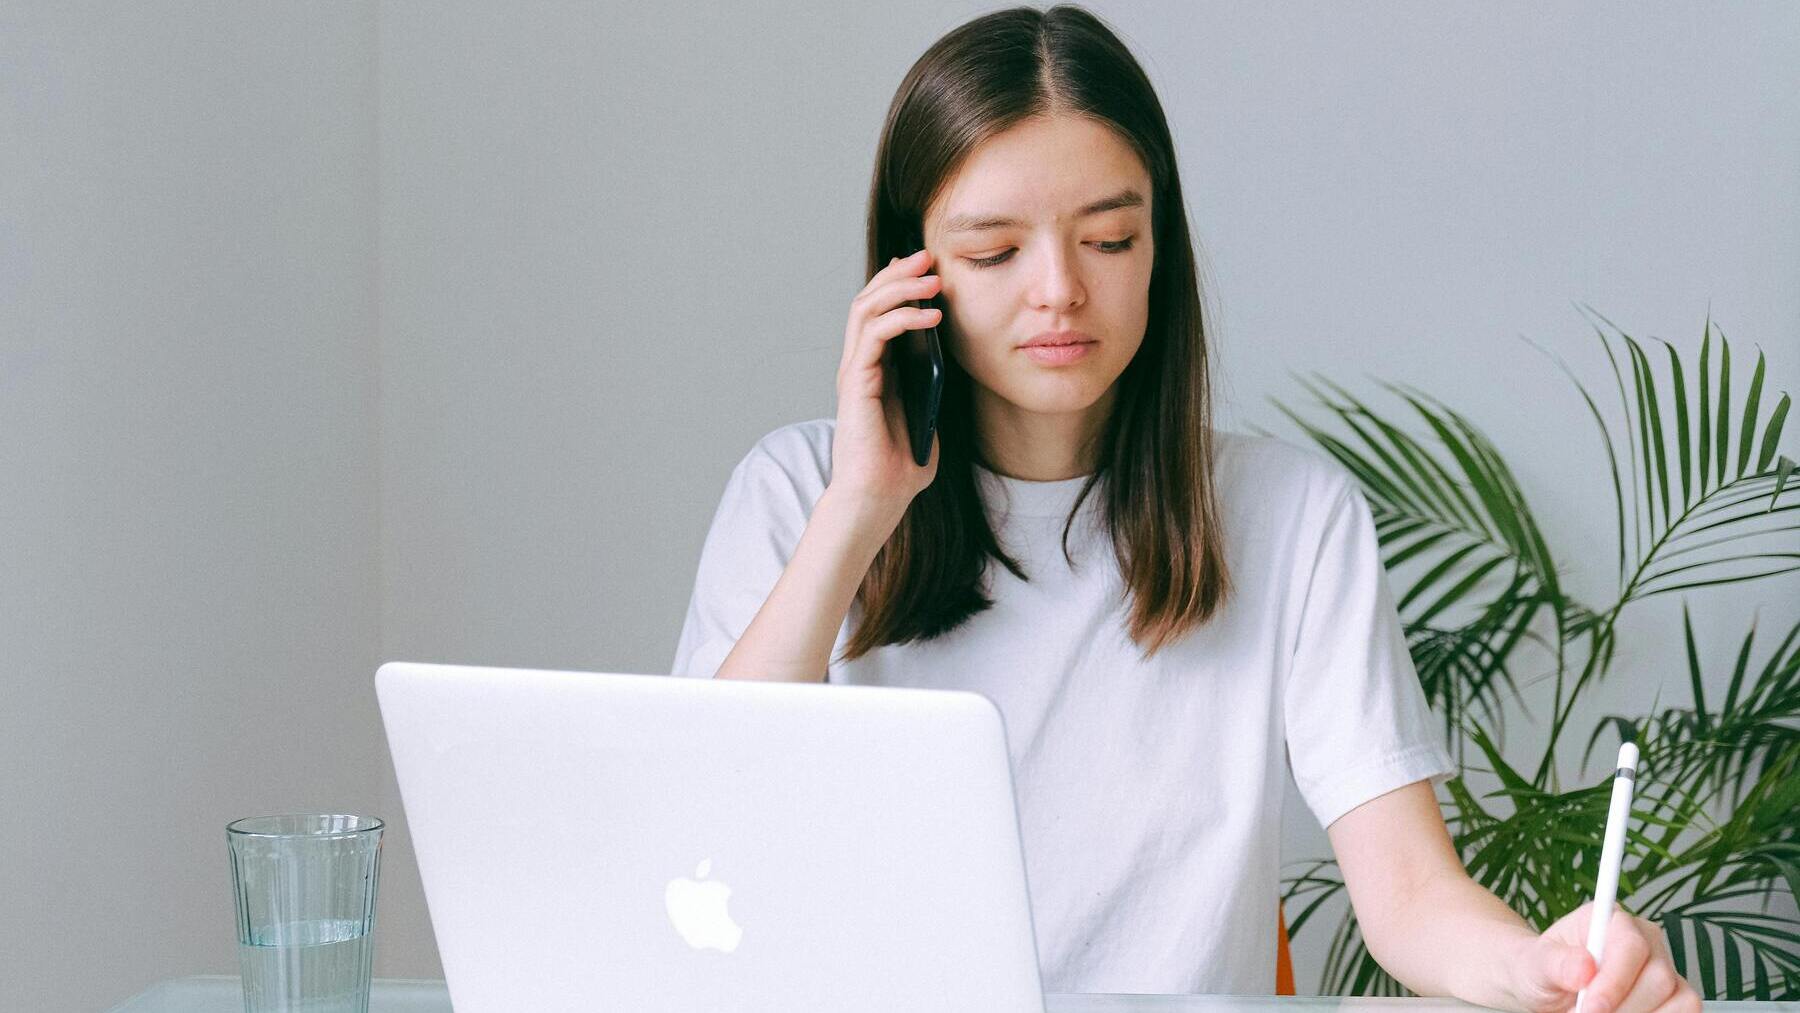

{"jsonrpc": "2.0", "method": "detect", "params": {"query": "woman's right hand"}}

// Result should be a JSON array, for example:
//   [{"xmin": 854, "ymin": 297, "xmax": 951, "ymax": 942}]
[{"xmin": 829, "ymin": 245, "xmax": 943, "ymax": 514}]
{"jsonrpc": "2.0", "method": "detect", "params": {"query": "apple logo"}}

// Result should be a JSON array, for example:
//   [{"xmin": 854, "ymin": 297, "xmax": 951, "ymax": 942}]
[{"xmin": 664, "ymin": 858, "xmax": 743, "ymax": 953}]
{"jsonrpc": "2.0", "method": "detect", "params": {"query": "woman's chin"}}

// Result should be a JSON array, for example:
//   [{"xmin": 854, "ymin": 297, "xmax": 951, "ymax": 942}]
[{"xmin": 997, "ymin": 382, "xmax": 1112, "ymax": 416}]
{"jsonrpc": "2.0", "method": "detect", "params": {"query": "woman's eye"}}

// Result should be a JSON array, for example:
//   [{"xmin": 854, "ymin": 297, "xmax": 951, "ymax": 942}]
[{"xmin": 965, "ymin": 237, "xmax": 1136, "ymax": 269}]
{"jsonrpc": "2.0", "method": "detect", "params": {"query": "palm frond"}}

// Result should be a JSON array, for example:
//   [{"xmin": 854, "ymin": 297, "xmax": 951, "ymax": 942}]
[
  {"xmin": 1587, "ymin": 611, "xmax": 1800, "ymax": 813},
  {"xmin": 1406, "ymin": 569, "xmax": 1544, "ymax": 759},
  {"xmin": 1562, "ymin": 306, "xmax": 1800, "ymax": 602},
  {"xmin": 1646, "ymin": 750, "xmax": 1800, "ymax": 999},
  {"xmin": 1661, "ymin": 907, "xmax": 1800, "ymax": 999}
]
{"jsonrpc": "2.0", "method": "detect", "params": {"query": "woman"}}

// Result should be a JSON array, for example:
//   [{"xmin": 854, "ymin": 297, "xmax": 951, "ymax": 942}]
[{"xmin": 672, "ymin": 6, "xmax": 1697, "ymax": 1011}]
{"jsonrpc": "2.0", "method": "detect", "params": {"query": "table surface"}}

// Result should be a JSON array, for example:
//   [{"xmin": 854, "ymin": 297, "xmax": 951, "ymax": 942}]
[{"xmin": 107, "ymin": 976, "xmax": 1799, "ymax": 1012}]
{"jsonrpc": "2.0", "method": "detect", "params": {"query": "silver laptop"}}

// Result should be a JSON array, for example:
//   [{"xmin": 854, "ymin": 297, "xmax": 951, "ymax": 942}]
[{"xmin": 376, "ymin": 660, "xmax": 1047, "ymax": 1012}]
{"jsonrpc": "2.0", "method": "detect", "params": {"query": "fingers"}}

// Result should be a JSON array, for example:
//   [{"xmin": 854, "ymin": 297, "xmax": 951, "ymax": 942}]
[
  {"xmin": 853, "ymin": 269, "xmax": 939, "ymax": 326},
  {"xmin": 855, "ymin": 277, "xmax": 941, "ymax": 343},
  {"xmin": 843, "ymin": 249, "xmax": 936, "ymax": 357},
  {"xmin": 1610, "ymin": 955, "xmax": 1683, "ymax": 1013},
  {"xmin": 857, "ymin": 249, "xmax": 933, "ymax": 307},
  {"xmin": 881, "ymin": 271, "xmax": 941, "ymax": 308},
  {"xmin": 1581, "ymin": 912, "xmax": 1654, "ymax": 1013},
  {"xmin": 837, "ymin": 306, "xmax": 942, "ymax": 403},
  {"xmin": 1625, "ymin": 919, "xmax": 1699, "ymax": 1013},
  {"xmin": 880, "ymin": 246, "xmax": 931, "ymax": 278},
  {"xmin": 1554, "ymin": 944, "xmax": 1598, "ymax": 996},
  {"xmin": 1645, "ymin": 982, "xmax": 1703, "ymax": 1013},
  {"xmin": 851, "ymin": 305, "xmax": 941, "ymax": 376}
]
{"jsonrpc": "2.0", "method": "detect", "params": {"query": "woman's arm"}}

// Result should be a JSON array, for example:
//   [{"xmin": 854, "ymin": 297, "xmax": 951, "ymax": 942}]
[
  {"xmin": 1327, "ymin": 780, "xmax": 1535, "ymax": 1004},
  {"xmin": 1328, "ymin": 780, "xmax": 1699, "ymax": 1013},
  {"xmin": 714, "ymin": 487, "xmax": 904, "ymax": 682}
]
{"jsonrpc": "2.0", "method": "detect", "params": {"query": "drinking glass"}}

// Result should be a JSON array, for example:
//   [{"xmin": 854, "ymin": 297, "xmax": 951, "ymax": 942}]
[{"xmin": 227, "ymin": 814, "xmax": 384, "ymax": 1013}]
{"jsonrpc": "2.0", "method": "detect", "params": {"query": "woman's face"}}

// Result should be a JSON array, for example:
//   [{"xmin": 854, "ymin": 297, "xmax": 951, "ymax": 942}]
[{"xmin": 922, "ymin": 114, "xmax": 1155, "ymax": 422}]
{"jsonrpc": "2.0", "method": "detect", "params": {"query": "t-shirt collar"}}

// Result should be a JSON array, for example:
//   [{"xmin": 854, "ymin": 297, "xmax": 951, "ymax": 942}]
[{"xmin": 973, "ymin": 461, "xmax": 1103, "ymax": 519}]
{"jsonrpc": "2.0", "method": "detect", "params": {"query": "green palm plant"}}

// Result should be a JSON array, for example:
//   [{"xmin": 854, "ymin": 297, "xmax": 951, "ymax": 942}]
[{"xmin": 1265, "ymin": 306, "xmax": 1800, "ymax": 1000}]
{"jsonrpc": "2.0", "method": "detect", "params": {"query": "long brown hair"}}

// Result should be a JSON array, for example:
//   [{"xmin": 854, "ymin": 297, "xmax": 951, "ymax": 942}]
[{"xmin": 840, "ymin": 3, "xmax": 1231, "ymax": 663}]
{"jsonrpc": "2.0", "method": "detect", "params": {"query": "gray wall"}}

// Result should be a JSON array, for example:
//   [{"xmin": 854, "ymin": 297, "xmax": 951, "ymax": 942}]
[
  {"xmin": 1, "ymin": 3, "xmax": 381, "ymax": 1011},
  {"xmin": 5, "ymin": 2, "xmax": 1797, "ymax": 1008}
]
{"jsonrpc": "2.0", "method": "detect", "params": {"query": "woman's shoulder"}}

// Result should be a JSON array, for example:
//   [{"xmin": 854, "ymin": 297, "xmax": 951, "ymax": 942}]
[
  {"xmin": 746, "ymin": 417, "xmax": 835, "ymax": 469},
  {"xmin": 1211, "ymin": 427, "xmax": 1361, "ymax": 522},
  {"xmin": 730, "ymin": 417, "xmax": 836, "ymax": 501}
]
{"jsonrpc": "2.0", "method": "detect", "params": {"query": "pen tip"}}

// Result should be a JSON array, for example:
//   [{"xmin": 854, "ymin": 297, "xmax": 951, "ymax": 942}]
[{"xmin": 1618, "ymin": 741, "xmax": 1639, "ymax": 772}]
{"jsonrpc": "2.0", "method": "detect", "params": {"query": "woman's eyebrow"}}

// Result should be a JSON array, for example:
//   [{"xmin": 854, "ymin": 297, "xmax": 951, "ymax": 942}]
[{"xmin": 941, "ymin": 187, "xmax": 1146, "ymax": 235}]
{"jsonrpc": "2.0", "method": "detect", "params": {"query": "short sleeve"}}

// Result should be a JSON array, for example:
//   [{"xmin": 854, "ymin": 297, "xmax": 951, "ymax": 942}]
[
  {"xmin": 670, "ymin": 441, "xmax": 842, "ymax": 680},
  {"xmin": 1283, "ymin": 480, "xmax": 1457, "ymax": 829}
]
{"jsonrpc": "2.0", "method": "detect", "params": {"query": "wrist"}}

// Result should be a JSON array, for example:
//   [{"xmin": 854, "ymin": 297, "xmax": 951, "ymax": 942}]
[
  {"xmin": 815, "ymin": 485, "xmax": 909, "ymax": 552},
  {"xmin": 1415, "ymin": 873, "xmax": 1541, "ymax": 1010},
  {"xmin": 1477, "ymin": 923, "xmax": 1548, "ymax": 1012}
]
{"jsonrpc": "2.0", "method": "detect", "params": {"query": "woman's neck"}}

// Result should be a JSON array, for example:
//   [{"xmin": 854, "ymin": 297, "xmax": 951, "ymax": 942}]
[{"xmin": 973, "ymin": 384, "xmax": 1116, "ymax": 481}]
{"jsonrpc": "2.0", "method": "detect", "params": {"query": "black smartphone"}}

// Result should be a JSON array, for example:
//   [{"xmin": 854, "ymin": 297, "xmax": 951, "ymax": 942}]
[{"xmin": 896, "ymin": 229, "xmax": 945, "ymax": 467}]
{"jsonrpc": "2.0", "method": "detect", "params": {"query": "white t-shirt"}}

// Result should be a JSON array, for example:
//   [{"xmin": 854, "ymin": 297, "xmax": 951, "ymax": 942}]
[{"xmin": 670, "ymin": 418, "xmax": 1456, "ymax": 995}]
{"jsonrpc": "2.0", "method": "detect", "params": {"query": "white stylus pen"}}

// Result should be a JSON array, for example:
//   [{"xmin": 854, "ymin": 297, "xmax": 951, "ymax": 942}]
[{"xmin": 1574, "ymin": 742, "xmax": 1639, "ymax": 1013}]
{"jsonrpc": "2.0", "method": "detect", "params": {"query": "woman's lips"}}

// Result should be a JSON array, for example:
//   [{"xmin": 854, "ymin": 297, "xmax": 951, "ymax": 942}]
[{"xmin": 1021, "ymin": 342, "xmax": 1095, "ymax": 365}]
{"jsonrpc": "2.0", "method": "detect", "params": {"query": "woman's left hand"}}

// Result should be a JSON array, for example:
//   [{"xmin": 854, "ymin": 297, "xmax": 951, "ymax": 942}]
[{"xmin": 1505, "ymin": 902, "xmax": 1703, "ymax": 1013}]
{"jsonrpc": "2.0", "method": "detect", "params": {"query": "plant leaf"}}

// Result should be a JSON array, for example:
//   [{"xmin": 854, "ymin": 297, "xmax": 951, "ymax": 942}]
[
  {"xmin": 1757, "ymin": 394, "xmax": 1790, "ymax": 474},
  {"xmin": 1718, "ymin": 330, "xmax": 1732, "ymax": 488},
  {"xmin": 1662, "ymin": 337, "xmax": 1693, "ymax": 509},
  {"xmin": 1738, "ymin": 347, "xmax": 1766, "ymax": 479},
  {"xmin": 1625, "ymin": 335, "xmax": 1672, "ymax": 530},
  {"xmin": 1699, "ymin": 318, "xmax": 1714, "ymax": 492},
  {"xmin": 1685, "ymin": 604, "xmax": 1709, "ymax": 734}
]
